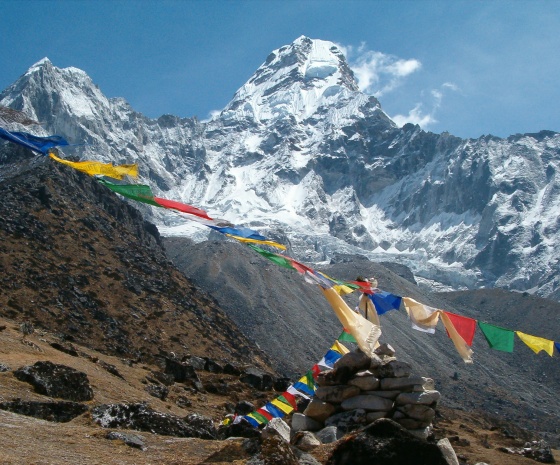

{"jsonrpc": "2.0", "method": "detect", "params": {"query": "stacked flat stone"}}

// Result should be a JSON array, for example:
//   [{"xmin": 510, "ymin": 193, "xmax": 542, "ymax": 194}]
[{"xmin": 301, "ymin": 343, "xmax": 440, "ymax": 438}]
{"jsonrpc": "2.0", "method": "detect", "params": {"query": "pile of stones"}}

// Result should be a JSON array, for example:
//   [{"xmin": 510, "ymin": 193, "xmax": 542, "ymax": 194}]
[{"xmin": 295, "ymin": 343, "xmax": 440, "ymax": 439}]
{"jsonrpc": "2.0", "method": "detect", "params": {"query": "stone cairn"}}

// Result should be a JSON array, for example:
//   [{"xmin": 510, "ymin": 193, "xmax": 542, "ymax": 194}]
[{"xmin": 294, "ymin": 343, "xmax": 440, "ymax": 440}]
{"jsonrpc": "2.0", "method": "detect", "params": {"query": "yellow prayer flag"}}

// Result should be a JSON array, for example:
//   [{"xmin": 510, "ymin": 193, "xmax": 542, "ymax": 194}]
[
  {"xmin": 50, "ymin": 153, "xmax": 138, "ymax": 180},
  {"xmin": 333, "ymin": 284, "xmax": 355, "ymax": 295},
  {"xmin": 270, "ymin": 398, "xmax": 293, "ymax": 414},
  {"xmin": 226, "ymin": 234, "xmax": 287, "ymax": 250},
  {"xmin": 331, "ymin": 340, "xmax": 350, "ymax": 355},
  {"xmin": 516, "ymin": 331, "xmax": 554, "ymax": 356}
]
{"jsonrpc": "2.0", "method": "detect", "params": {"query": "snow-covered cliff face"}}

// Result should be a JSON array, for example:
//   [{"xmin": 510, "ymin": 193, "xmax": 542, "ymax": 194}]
[{"xmin": 2, "ymin": 36, "xmax": 560, "ymax": 298}]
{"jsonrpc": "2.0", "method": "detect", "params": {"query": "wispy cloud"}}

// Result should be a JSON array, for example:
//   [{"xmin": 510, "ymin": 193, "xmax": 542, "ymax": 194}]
[
  {"xmin": 340, "ymin": 42, "xmax": 421, "ymax": 96},
  {"xmin": 392, "ymin": 82, "xmax": 459, "ymax": 129}
]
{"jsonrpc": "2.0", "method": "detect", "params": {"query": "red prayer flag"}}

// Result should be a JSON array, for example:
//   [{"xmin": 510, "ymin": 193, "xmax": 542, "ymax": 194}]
[
  {"xmin": 154, "ymin": 197, "xmax": 212, "ymax": 220},
  {"xmin": 443, "ymin": 311, "xmax": 477, "ymax": 346},
  {"xmin": 288, "ymin": 258, "xmax": 315, "ymax": 275},
  {"xmin": 311, "ymin": 364, "xmax": 321, "ymax": 379},
  {"xmin": 256, "ymin": 408, "xmax": 273, "ymax": 421},
  {"xmin": 280, "ymin": 391, "xmax": 298, "ymax": 409}
]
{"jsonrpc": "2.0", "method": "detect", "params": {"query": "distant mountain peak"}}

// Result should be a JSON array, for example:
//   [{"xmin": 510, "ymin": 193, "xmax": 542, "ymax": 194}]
[{"xmin": 219, "ymin": 37, "xmax": 363, "ymax": 123}]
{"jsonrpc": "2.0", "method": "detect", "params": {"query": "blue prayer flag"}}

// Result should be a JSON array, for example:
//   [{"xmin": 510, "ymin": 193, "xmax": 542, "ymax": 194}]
[
  {"xmin": 264, "ymin": 403, "xmax": 284, "ymax": 418},
  {"xmin": 323, "ymin": 349, "xmax": 342, "ymax": 367},
  {"xmin": 0, "ymin": 127, "xmax": 68, "ymax": 154},
  {"xmin": 244, "ymin": 416, "xmax": 260, "ymax": 427},
  {"xmin": 293, "ymin": 381, "xmax": 315, "ymax": 396},
  {"xmin": 370, "ymin": 291, "xmax": 402, "ymax": 315},
  {"xmin": 555, "ymin": 341, "xmax": 560, "ymax": 354},
  {"xmin": 209, "ymin": 225, "xmax": 266, "ymax": 240}
]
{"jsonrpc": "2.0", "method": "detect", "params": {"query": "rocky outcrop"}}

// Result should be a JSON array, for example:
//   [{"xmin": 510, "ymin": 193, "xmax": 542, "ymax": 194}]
[
  {"xmin": 0, "ymin": 400, "xmax": 88, "ymax": 422},
  {"xmin": 14, "ymin": 361, "xmax": 94, "ymax": 401}
]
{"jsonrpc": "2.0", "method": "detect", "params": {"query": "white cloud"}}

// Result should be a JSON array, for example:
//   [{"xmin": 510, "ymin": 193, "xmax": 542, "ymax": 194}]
[
  {"xmin": 201, "ymin": 109, "xmax": 221, "ymax": 122},
  {"xmin": 340, "ymin": 43, "xmax": 421, "ymax": 96},
  {"xmin": 392, "ymin": 82, "xmax": 460, "ymax": 129}
]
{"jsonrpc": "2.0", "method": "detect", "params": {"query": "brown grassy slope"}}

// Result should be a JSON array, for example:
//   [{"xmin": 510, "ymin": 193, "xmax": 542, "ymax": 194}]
[{"xmin": 0, "ymin": 154, "xmax": 271, "ymax": 370}]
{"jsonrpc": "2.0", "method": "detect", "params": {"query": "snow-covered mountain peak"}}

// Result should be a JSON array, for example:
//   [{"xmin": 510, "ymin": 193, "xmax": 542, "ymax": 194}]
[{"xmin": 220, "ymin": 36, "xmax": 364, "ymax": 123}]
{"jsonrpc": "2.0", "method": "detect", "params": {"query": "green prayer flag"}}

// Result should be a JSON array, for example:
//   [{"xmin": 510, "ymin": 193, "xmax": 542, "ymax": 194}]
[
  {"xmin": 247, "ymin": 245, "xmax": 295, "ymax": 270},
  {"xmin": 338, "ymin": 329, "xmax": 357, "ymax": 343},
  {"xmin": 249, "ymin": 411, "xmax": 269, "ymax": 424},
  {"xmin": 98, "ymin": 179, "xmax": 161, "ymax": 207},
  {"xmin": 478, "ymin": 321, "xmax": 514, "ymax": 352}
]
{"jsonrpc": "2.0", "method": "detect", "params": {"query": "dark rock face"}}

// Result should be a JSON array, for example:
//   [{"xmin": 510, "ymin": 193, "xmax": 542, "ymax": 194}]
[
  {"xmin": 240, "ymin": 367, "xmax": 274, "ymax": 391},
  {"xmin": 14, "ymin": 361, "xmax": 94, "ymax": 401},
  {"xmin": 0, "ymin": 400, "xmax": 88, "ymax": 422},
  {"xmin": 326, "ymin": 419, "xmax": 448, "ymax": 465},
  {"xmin": 91, "ymin": 403, "xmax": 217, "ymax": 439},
  {"xmin": 218, "ymin": 419, "xmax": 262, "ymax": 440},
  {"xmin": 164, "ymin": 357, "xmax": 200, "ymax": 383}
]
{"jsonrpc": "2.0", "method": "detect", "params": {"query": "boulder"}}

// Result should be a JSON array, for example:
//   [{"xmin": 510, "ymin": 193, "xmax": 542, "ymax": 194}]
[
  {"xmin": 0, "ymin": 400, "xmax": 88, "ymax": 422},
  {"xmin": 334, "ymin": 351, "xmax": 371, "ymax": 374},
  {"xmin": 262, "ymin": 417, "xmax": 291, "ymax": 443},
  {"xmin": 437, "ymin": 438, "xmax": 460, "ymax": 465},
  {"xmin": 182, "ymin": 355, "xmax": 206, "ymax": 370},
  {"xmin": 409, "ymin": 425, "xmax": 433, "ymax": 440},
  {"xmin": 375, "ymin": 361, "xmax": 412, "ymax": 378},
  {"xmin": 91, "ymin": 403, "xmax": 216, "ymax": 439},
  {"xmin": 14, "ymin": 361, "xmax": 93, "ymax": 401},
  {"xmin": 315, "ymin": 385, "xmax": 360, "ymax": 403},
  {"xmin": 348, "ymin": 375, "xmax": 380, "ymax": 391},
  {"xmin": 106, "ymin": 431, "xmax": 146, "ymax": 450},
  {"xmin": 184, "ymin": 413, "xmax": 216, "ymax": 439},
  {"xmin": 325, "ymin": 409, "xmax": 368, "ymax": 433},
  {"xmin": 204, "ymin": 358, "xmax": 224, "ymax": 373},
  {"xmin": 240, "ymin": 367, "xmax": 274, "ymax": 391},
  {"xmin": 341, "ymin": 394, "xmax": 394, "ymax": 412},
  {"xmin": 315, "ymin": 426, "xmax": 341, "ymax": 444},
  {"xmin": 291, "ymin": 412, "xmax": 323, "ymax": 432},
  {"xmin": 362, "ymin": 390, "xmax": 399, "ymax": 400},
  {"xmin": 145, "ymin": 383, "xmax": 169, "ymax": 400},
  {"xmin": 396, "ymin": 404, "xmax": 436, "ymax": 422},
  {"xmin": 326, "ymin": 419, "xmax": 449, "ymax": 465},
  {"xmin": 374, "ymin": 343, "xmax": 395, "ymax": 357},
  {"xmin": 0, "ymin": 363, "xmax": 9, "ymax": 372},
  {"xmin": 395, "ymin": 390, "xmax": 441, "ymax": 406},
  {"xmin": 257, "ymin": 434, "xmax": 299, "ymax": 465},
  {"xmin": 292, "ymin": 431, "xmax": 321, "ymax": 451},
  {"xmin": 303, "ymin": 399, "xmax": 336, "ymax": 422},
  {"xmin": 164, "ymin": 357, "xmax": 199, "ymax": 383},
  {"xmin": 394, "ymin": 417, "xmax": 432, "ymax": 429},
  {"xmin": 235, "ymin": 400, "xmax": 255, "ymax": 415},
  {"xmin": 379, "ymin": 376, "xmax": 428, "ymax": 391},
  {"xmin": 316, "ymin": 367, "xmax": 354, "ymax": 386},
  {"xmin": 365, "ymin": 411, "xmax": 388, "ymax": 423},
  {"xmin": 217, "ymin": 419, "xmax": 261, "ymax": 440}
]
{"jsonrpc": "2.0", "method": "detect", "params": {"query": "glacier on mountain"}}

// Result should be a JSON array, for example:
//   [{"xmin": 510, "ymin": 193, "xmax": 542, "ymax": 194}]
[{"xmin": 2, "ymin": 37, "xmax": 560, "ymax": 299}]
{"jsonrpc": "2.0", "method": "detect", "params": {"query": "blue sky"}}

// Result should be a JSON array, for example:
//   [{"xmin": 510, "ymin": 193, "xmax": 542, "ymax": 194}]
[{"xmin": 1, "ymin": 0, "xmax": 558, "ymax": 139}]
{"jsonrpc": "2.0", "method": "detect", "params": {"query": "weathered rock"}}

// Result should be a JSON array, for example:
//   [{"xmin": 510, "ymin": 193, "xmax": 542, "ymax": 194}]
[
  {"xmin": 375, "ymin": 361, "xmax": 412, "ymax": 378},
  {"xmin": 394, "ymin": 417, "xmax": 432, "ymax": 429},
  {"xmin": 292, "ymin": 448, "xmax": 322, "ymax": 465},
  {"xmin": 341, "ymin": 394, "xmax": 394, "ymax": 412},
  {"xmin": 379, "ymin": 376, "xmax": 425, "ymax": 391},
  {"xmin": 164, "ymin": 357, "xmax": 199, "ymax": 383},
  {"xmin": 240, "ymin": 367, "xmax": 274, "ymax": 391},
  {"xmin": 204, "ymin": 358, "xmax": 224, "ymax": 373},
  {"xmin": 223, "ymin": 362, "xmax": 242, "ymax": 376},
  {"xmin": 262, "ymin": 417, "xmax": 291, "ymax": 443},
  {"xmin": 396, "ymin": 404, "xmax": 435, "ymax": 422},
  {"xmin": 334, "ymin": 351, "xmax": 371, "ymax": 374},
  {"xmin": 396, "ymin": 390, "xmax": 441, "ymax": 406},
  {"xmin": 218, "ymin": 419, "xmax": 262, "ymax": 439},
  {"xmin": 365, "ymin": 411, "xmax": 388, "ymax": 423},
  {"xmin": 325, "ymin": 409, "xmax": 368, "ymax": 433},
  {"xmin": 0, "ymin": 399, "xmax": 88, "ymax": 422},
  {"xmin": 315, "ymin": 426, "xmax": 341, "ymax": 444},
  {"xmin": 499, "ymin": 440, "xmax": 555, "ymax": 463},
  {"xmin": 184, "ymin": 413, "xmax": 216, "ymax": 439},
  {"xmin": 49, "ymin": 342, "xmax": 79, "ymax": 357},
  {"xmin": 293, "ymin": 431, "xmax": 321, "ymax": 451},
  {"xmin": 303, "ymin": 399, "xmax": 336, "ymax": 422},
  {"xmin": 235, "ymin": 400, "xmax": 255, "ymax": 415},
  {"xmin": 409, "ymin": 425, "xmax": 433, "ymax": 440},
  {"xmin": 149, "ymin": 371, "xmax": 175, "ymax": 386},
  {"xmin": 326, "ymin": 418, "xmax": 449, "ymax": 465},
  {"xmin": 316, "ymin": 367, "xmax": 354, "ymax": 386},
  {"xmin": 315, "ymin": 385, "xmax": 360, "ymax": 403},
  {"xmin": 97, "ymin": 360, "xmax": 125, "ymax": 380},
  {"xmin": 368, "ymin": 354, "xmax": 384, "ymax": 370},
  {"xmin": 348, "ymin": 375, "xmax": 379, "ymax": 391},
  {"xmin": 291, "ymin": 412, "xmax": 323, "ymax": 432},
  {"xmin": 182, "ymin": 355, "xmax": 206, "ymax": 370},
  {"xmin": 106, "ymin": 431, "xmax": 146, "ymax": 450},
  {"xmin": 374, "ymin": 343, "xmax": 395, "ymax": 357},
  {"xmin": 437, "ymin": 438, "xmax": 460, "ymax": 465},
  {"xmin": 145, "ymin": 383, "xmax": 169, "ymax": 400},
  {"xmin": 257, "ymin": 434, "xmax": 299, "ymax": 465},
  {"xmin": 362, "ymin": 390, "xmax": 399, "ymax": 400},
  {"xmin": 91, "ymin": 403, "xmax": 216, "ymax": 439},
  {"xmin": 273, "ymin": 377, "xmax": 291, "ymax": 392},
  {"xmin": 0, "ymin": 363, "xmax": 9, "ymax": 372},
  {"xmin": 14, "ymin": 361, "xmax": 93, "ymax": 401}
]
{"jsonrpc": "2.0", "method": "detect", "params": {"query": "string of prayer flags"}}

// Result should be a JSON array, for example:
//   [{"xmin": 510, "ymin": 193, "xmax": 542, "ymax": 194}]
[
  {"xmin": 370, "ymin": 291, "xmax": 402, "ymax": 315},
  {"xmin": 248, "ymin": 245, "xmax": 295, "ymax": 269},
  {"xmin": 50, "ymin": 153, "xmax": 138, "ymax": 179},
  {"xmin": 443, "ymin": 311, "xmax": 477, "ymax": 346},
  {"xmin": 402, "ymin": 297, "xmax": 440, "ymax": 334},
  {"xmin": 478, "ymin": 322, "xmax": 514, "ymax": 352},
  {"xmin": 293, "ymin": 370, "xmax": 317, "ymax": 397},
  {"xmin": 515, "ymin": 331, "xmax": 555, "ymax": 356},
  {"xmin": 0, "ymin": 127, "xmax": 68, "ymax": 154}
]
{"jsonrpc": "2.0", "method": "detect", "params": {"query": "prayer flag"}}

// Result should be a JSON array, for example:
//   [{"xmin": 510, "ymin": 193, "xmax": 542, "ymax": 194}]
[
  {"xmin": 50, "ymin": 153, "xmax": 138, "ymax": 179},
  {"xmin": 97, "ymin": 179, "xmax": 160, "ymax": 206},
  {"xmin": 516, "ymin": 331, "xmax": 555, "ymax": 356},
  {"xmin": 227, "ymin": 234, "xmax": 286, "ymax": 250},
  {"xmin": 555, "ymin": 342, "xmax": 560, "ymax": 354},
  {"xmin": 443, "ymin": 311, "xmax": 477, "ymax": 346},
  {"xmin": 338, "ymin": 329, "xmax": 357, "ymax": 343},
  {"xmin": 439, "ymin": 312, "xmax": 474, "ymax": 363},
  {"xmin": 278, "ymin": 392, "xmax": 297, "ymax": 409},
  {"xmin": 287, "ymin": 385, "xmax": 310, "ymax": 399},
  {"xmin": 247, "ymin": 245, "xmax": 295, "ymax": 269},
  {"xmin": 244, "ymin": 416, "xmax": 260, "ymax": 427},
  {"xmin": 270, "ymin": 398, "xmax": 293, "ymax": 414},
  {"xmin": 322, "ymin": 349, "xmax": 343, "ymax": 367},
  {"xmin": 209, "ymin": 226, "xmax": 266, "ymax": 240},
  {"xmin": 321, "ymin": 287, "xmax": 381, "ymax": 357},
  {"xmin": 154, "ymin": 197, "xmax": 212, "ymax": 220},
  {"xmin": 402, "ymin": 297, "xmax": 440, "ymax": 334},
  {"xmin": 262, "ymin": 404, "xmax": 283, "ymax": 418},
  {"xmin": 0, "ymin": 127, "xmax": 68, "ymax": 154},
  {"xmin": 331, "ymin": 340, "xmax": 350, "ymax": 355},
  {"xmin": 478, "ymin": 322, "xmax": 514, "ymax": 352},
  {"xmin": 371, "ymin": 292, "xmax": 402, "ymax": 315},
  {"xmin": 248, "ymin": 411, "xmax": 268, "ymax": 425},
  {"xmin": 257, "ymin": 407, "xmax": 274, "ymax": 420}
]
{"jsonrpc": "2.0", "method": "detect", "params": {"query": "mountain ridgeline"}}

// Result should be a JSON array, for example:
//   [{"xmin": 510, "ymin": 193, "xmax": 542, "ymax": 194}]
[{"xmin": 2, "ymin": 37, "xmax": 560, "ymax": 298}]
